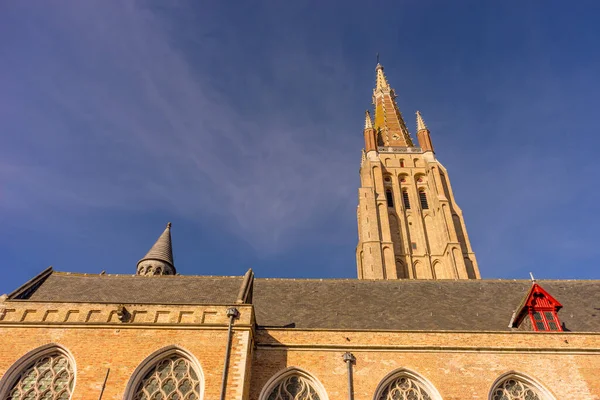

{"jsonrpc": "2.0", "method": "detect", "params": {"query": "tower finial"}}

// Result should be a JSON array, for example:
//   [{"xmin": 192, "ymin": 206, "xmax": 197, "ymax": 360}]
[
  {"xmin": 416, "ymin": 111, "xmax": 428, "ymax": 131},
  {"xmin": 137, "ymin": 223, "xmax": 176, "ymax": 276},
  {"xmin": 364, "ymin": 110, "xmax": 373, "ymax": 129}
]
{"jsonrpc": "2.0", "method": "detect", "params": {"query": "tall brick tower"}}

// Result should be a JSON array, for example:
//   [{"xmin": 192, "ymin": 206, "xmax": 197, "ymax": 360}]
[{"xmin": 356, "ymin": 63, "xmax": 480, "ymax": 280}]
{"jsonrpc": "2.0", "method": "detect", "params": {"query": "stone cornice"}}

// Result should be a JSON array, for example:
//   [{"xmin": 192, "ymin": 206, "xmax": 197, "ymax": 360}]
[{"xmin": 0, "ymin": 301, "xmax": 254, "ymax": 327}]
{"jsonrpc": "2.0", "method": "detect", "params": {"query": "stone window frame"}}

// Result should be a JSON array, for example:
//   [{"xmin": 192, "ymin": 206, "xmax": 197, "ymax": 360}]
[
  {"xmin": 122, "ymin": 345, "xmax": 204, "ymax": 400},
  {"xmin": 489, "ymin": 371, "xmax": 556, "ymax": 400},
  {"xmin": 373, "ymin": 368, "xmax": 442, "ymax": 400},
  {"xmin": 0, "ymin": 343, "xmax": 77, "ymax": 399},
  {"xmin": 259, "ymin": 367, "xmax": 329, "ymax": 400}
]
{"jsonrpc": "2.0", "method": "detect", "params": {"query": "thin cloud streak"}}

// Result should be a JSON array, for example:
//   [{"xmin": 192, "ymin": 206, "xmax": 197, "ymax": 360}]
[{"xmin": 0, "ymin": 1, "xmax": 358, "ymax": 255}]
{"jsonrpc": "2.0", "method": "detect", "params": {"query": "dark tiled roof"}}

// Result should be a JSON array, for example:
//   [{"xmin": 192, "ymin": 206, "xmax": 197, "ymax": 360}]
[
  {"xmin": 252, "ymin": 279, "xmax": 600, "ymax": 332},
  {"xmin": 26, "ymin": 273, "xmax": 242, "ymax": 304},
  {"xmin": 14, "ymin": 271, "xmax": 600, "ymax": 332}
]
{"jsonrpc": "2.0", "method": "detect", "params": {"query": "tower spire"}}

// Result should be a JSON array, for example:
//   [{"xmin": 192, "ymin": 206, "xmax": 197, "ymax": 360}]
[
  {"xmin": 372, "ymin": 63, "xmax": 413, "ymax": 147},
  {"xmin": 136, "ymin": 222, "xmax": 176, "ymax": 276},
  {"xmin": 363, "ymin": 110, "xmax": 377, "ymax": 152},
  {"xmin": 416, "ymin": 111, "xmax": 434, "ymax": 153},
  {"xmin": 364, "ymin": 110, "xmax": 373, "ymax": 129},
  {"xmin": 416, "ymin": 110, "xmax": 427, "ymax": 131},
  {"xmin": 375, "ymin": 63, "xmax": 389, "ymax": 91}
]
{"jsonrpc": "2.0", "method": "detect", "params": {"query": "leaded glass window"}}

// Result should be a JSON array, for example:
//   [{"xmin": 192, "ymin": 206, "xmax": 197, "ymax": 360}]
[
  {"xmin": 266, "ymin": 374, "xmax": 321, "ymax": 400},
  {"xmin": 492, "ymin": 378, "xmax": 543, "ymax": 400},
  {"xmin": 133, "ymin": 355, "xmax": 200, "ymax": 400},
  {"xmin": 378, "ymin": 375, "xmax": 433, "ymax": 400},
  {"xmin": 6, "ymin": 352, "xmax": 74, "ymax": 400}
]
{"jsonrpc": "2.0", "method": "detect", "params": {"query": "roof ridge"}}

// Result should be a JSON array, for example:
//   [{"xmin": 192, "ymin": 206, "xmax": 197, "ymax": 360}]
[
  {"xmin": 51, "ymin": 271, "xmax": 246, "ymax": 279},
  {"xmin": 47, "ymin": 272, "xmax": 600, "ymax": 283}
]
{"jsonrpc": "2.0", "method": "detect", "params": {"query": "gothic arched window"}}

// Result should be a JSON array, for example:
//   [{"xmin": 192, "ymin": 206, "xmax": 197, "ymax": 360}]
[
  {"xmin": 125, "ymin": 347, "xmax": 203, "ymax": 400},
  {"xmin": 132, "ymin": 355, "xmax": 200, "ymax": 399},
  {"xmin": 261, "ymin": 368, "xmax": 327, "ymax": 400},
  {"xmin": 0, "ymin": 345, "xmax": 75, "ymax": 400},
  {"xmin": 490, "ymin": 373, "xmax": 554, "ymax": 400},
  {"xmin": 375, "ymin": 369, "xmax": 441, "ymax": 400}
]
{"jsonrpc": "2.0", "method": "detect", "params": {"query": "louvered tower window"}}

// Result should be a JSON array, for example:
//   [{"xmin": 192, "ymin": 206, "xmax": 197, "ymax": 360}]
[
  {"xmin": 402, "ymin": 191, "xmax": 410, "ymax": 209},
  {"xmin": 419, "ymin": 190, "xmax": 429, "ymax": 209},
  {"xmin": 385, "ymin": 190, "xmax": 394, "ymax": 208}
]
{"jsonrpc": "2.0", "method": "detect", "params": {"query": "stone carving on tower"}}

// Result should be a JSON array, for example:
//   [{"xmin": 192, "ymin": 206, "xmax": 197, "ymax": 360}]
[
  {"xmin": 356, "ymin": 63, "xmax": 480, "ymax": 280},
  {"xmin": 137, "ymin": 222, "xmax": 176, "ymax": 276}
]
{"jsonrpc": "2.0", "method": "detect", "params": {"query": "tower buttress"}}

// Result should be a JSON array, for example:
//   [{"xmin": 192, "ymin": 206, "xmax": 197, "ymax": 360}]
[
  {"xmin": 356, "ymin": 63, "xmax": 480, "ymax": 280},
  {"xmin": 137, "ymin": 222, "xmax": 176, "ymax": 276}
]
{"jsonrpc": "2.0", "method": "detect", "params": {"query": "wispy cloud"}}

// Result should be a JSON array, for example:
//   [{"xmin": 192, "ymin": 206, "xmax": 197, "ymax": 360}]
[
  {"xmin": 0, "ymin": 1, "xmax": 358, "ymax": 254},
  {"xmin": 1, "ymin": 1, "xmax": 599, "ymax": 285}
]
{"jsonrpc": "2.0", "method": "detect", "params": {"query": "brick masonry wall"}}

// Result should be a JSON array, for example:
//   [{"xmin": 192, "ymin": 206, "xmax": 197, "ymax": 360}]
[
  {"xmin": 250, "ymin": 329, "xmax": 600, "ymax": 400},
  {"xmin": 0, "ymin": 325, "xmax": 253, "ymax": 399},
  {"xmin": 1, "ymin": 320, "xmax": 599, "ymax": 399}
]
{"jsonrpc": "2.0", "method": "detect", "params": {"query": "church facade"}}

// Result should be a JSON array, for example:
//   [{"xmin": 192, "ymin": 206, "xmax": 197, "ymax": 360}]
[{"xmin": 0, "ymin": 64, "xmax": 599, "ymax": 400}]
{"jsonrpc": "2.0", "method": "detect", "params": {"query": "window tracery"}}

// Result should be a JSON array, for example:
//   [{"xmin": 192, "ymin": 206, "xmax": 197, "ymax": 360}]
[
  {"xmin": 266, "ymin": 374, "xmax": 321, "ymax": 400},
  {"xmin": 377, "ymin": 375, "xmax": 433, "ymax": 400},
  {"xmin": 491, "ymin": 377, "xmax": 544, "ymax": 400},
  {"xmin": 132, "ymin": 355, "xmax": 200, "ymax": 400},
  {"xmin": 6, "ymin": 352, "xmax": 74, "ymax": 400}
]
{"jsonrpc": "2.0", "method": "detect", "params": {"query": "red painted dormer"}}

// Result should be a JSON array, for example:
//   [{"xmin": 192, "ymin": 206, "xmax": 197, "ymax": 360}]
[{"xmin": 510, "ymin": 282, "xmax": 563, "ymax": 331}]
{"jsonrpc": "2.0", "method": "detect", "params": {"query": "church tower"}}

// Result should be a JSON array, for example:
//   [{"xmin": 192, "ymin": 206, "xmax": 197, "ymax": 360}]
[{"xmin": 356, "ymin": 63, "xmax": 480, "ymax": 280}]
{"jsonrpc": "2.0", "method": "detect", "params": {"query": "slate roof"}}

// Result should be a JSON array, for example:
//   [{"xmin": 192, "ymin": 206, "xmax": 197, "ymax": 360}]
[
  {"xmin": 253, "ymin": 279, "xmax": 600, "ymax": 332},
  {"xmin": 8, "ymin": 270, "xmax": 600, "ymax": 332},
  {"xmin": 25, "ymin": 272, "xmax": 242, "ymax": 305}
]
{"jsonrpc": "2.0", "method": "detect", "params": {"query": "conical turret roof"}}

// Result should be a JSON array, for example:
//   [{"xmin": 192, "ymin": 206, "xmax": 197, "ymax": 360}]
[{"xmin": 137, "ymin": 222, "xmax": 175, "ymax": 271}]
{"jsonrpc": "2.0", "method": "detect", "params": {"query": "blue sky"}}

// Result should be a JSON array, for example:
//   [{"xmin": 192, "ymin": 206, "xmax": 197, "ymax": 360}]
[{"xmin": 1, "ymin": 1, "xmax": 599, "ymax": 294}]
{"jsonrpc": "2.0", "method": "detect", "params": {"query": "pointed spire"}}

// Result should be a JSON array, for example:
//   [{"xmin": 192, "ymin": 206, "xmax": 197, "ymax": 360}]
[
  {"xmin": 371, "ymin": 63, "xmax": 413, "ymax": 147},
  {"xmin": 375, "ymin": 63, "xmax": 389, "ymax": 91},
  {"xmin": 136, "ymin": 222, "xmax": 176, "ymax": 276},
  {"xmin": 364, "ymin": 110, "xmax": 373, "ymax": 130},
  {"xmin": 416, "ymin": 111, "xmax": 428, "ymax": 131},
  {"xmin": 415, "ymin": 111, "xmax": 434, "ymax": 153}
]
